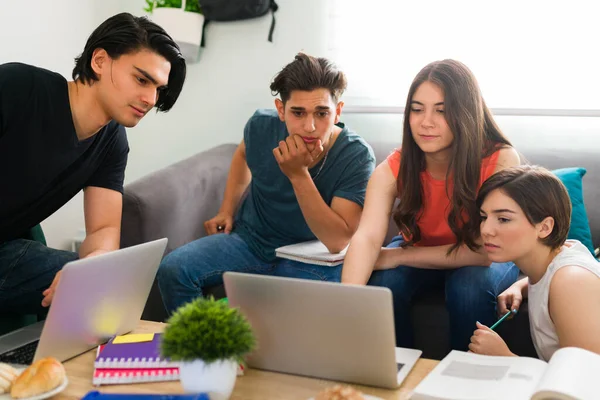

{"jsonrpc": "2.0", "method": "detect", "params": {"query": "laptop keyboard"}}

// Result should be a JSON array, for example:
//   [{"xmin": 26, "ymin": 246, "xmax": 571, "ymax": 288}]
[{"xmin": 0, "ymin": 341, "xmax": 38, "ymax": 365}]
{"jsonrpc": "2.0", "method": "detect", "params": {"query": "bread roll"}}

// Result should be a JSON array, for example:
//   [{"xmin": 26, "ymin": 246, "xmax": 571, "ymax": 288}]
[
  {"xmin": 10, "ymin": 357, "xmax": 66, "ymax": 399},
  {"xmin": 0, "ymin": 363, "xmax": 19, "ymax": 394},
  {"xmin": 315, "ymin": 384, "xmax": 365, "ymax": 400}
]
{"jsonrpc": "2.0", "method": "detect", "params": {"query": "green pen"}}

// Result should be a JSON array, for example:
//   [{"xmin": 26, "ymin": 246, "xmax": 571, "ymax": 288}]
[{"xmin": 490, "ymin": 309, "xmax": 518, "ymax": 331}]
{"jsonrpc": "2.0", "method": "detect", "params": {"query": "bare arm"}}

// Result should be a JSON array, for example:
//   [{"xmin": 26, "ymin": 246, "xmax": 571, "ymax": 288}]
[
  {"xmin": 290, "ymin": 173, "xmax": 363, "ymax": 254},
  {"xmin": 550, "ymin": 266, "xmax": 600, "ymax": 354},
  {"xmin": 274, "ymin": 134, "xmax": 367, "ymax": 254},
  {"xmin": 519, "ymin": 277, "xmax": 529, "ymax": 298},
  {"xmin": 42, "ymin": 186, "xmax": 122, "ymax": 306},
  {"xmin": 79, "ymin": 186, "xmax": 122, "ymax": 257},
  {"xmin": 493, "ymin": 146, "xmax": 521, "ymax": 173},
  {"xmin": 204, "ymin": 141, "xmax": 252, "ymax": 234},
  {"xmin": 375, "ymin": 243, "xmax": 490, "ymax": 270},
  {"xmin": 342, "ymin": 162, "xmax": 397, "ymax": 284},
  {"xmin": 219, "ymin": 140, "xmax": 252, "ymax": 216}
]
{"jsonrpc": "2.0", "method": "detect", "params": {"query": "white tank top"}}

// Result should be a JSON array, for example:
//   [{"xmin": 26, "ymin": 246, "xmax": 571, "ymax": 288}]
[{"xmin": 528, "ymin": 240, "xmax": 600, "ymax": 361}]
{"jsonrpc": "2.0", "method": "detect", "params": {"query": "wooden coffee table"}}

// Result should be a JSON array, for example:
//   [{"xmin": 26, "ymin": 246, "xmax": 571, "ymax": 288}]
[{"xmin": 56, "ymin": 321, "xmax": 438, "ymax": 400}]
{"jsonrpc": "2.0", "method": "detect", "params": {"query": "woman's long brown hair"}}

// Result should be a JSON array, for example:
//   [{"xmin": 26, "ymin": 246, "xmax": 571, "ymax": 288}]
[{"xmin": 393, "ymin": 60, "xmax": 512, "ymax": 252}]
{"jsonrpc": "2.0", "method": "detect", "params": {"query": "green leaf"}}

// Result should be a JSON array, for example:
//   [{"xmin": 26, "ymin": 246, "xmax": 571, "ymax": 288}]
[
  {"xmin": 144, "ymin": 0, "xmax": 202, "ymax": 14},
  {"xmin": 161, "ymin": 297, "xmax": 256, "ymax": 363}
]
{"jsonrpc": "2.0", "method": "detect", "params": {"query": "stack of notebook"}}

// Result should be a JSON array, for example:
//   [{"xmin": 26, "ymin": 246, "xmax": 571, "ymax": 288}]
[
  {"xmin": 93, "ymin": 333, "xmax": 179, "ymax": 385},
  {"xmin": 93, "ymin": 333, "xmax": 245, "ymax": 386}
]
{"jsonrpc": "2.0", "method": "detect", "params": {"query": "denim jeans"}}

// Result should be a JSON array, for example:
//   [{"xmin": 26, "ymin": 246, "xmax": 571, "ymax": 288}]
[
  {"xmin": 157, "ymin": 233, "xmax": 343, "ymax": 315},
  {"xmin": 367, "ymin": 236, "xmax": 519, "ymax": 351},
  {"xmin": 0, "ymin": 239, "xmax": 79, "ymax": 317}
]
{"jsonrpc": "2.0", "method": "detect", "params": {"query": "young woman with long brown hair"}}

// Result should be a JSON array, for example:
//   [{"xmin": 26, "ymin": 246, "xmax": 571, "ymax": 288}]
[{"xmin": 342, "ymin": 59, "xmax": 521, "ymax": 351}]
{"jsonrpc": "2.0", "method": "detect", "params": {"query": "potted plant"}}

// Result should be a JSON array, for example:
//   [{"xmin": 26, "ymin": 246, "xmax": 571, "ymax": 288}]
[
  {"xmin": 144, "ymin": 0, "xmax": 204, "ymax": 62},
  {"xmin": 161, "ymin": 297, "xmax": 256, "ymax": 399}
]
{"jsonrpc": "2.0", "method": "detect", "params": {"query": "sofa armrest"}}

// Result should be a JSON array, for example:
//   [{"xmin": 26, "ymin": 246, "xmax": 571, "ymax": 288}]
[{"xmin": 120, "ymin": 143, "xmax": 237, "ymax": 255}]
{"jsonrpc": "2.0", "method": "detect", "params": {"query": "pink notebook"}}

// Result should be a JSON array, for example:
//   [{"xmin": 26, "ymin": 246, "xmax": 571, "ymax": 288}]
[{"xmin": 93, "ymin": 367, "xmax": 180, "ymax": 385}]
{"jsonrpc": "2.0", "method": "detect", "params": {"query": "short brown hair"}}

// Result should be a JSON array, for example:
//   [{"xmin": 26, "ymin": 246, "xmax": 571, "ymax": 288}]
[
  {"xmin": 476, "ymin": 165, "xmax": 571, "ymax": 249},
  {"xmin": 269, "ymin": 53, "xmax": 347, "ymax": 104}
]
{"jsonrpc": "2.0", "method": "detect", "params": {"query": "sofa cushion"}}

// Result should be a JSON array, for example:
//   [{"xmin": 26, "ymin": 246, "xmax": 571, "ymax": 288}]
[
  {"xmin": 552, "ymin": 167, "xmax": 595, "ymax": 255},
  {"xmin": 518, "ymin": 149, "xmax": 599, "ymax": 249}
]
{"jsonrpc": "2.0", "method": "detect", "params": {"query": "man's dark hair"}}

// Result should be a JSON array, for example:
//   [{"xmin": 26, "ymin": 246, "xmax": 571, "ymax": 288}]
[
  {"xmin": 72, "ymin": 12, "xmax": 186, "ymax": 112},
  {"xmin": 270, "ymin": 53, "xmax": 347, "ymax": 104}
]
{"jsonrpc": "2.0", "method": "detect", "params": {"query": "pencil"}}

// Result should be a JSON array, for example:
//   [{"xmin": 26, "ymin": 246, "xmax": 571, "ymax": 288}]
[{"xmin": 490, "ymin": 309, "xmax": 517, "ymax": 331}]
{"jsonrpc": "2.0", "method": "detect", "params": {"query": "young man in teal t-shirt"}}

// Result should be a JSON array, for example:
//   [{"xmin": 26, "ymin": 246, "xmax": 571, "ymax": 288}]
[{"xmin": 158, "ymin": 53, "xmax": 375, "ymax": 314}]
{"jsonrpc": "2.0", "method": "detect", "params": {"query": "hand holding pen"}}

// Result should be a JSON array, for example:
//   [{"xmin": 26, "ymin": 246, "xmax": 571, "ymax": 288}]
[
  {"xmin": 469, "ymin": 309, "xmax": 518, "ymax": 356},
  {"xmin": 490, "ymin": 308, "xmax": 518, "ymax": 331}
]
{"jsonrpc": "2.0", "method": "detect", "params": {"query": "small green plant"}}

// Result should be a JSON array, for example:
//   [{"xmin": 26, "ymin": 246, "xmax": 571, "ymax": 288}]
[
  {"xmin": 161, "ymin": 297, "xmax": 256, "ymax": 363},
  {"xmin": 144, "ymin": 0, "xmax": 202, "ymax": 14}
]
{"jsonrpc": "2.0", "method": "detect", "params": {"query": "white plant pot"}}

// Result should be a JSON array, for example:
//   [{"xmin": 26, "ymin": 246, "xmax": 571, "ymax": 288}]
[
  {"xmin": 179, "ymin": 358, "xmax": 238, "ymax": 399},
  {"xmin": 150, "ymin": 7, "xmax": 204, "ymax": 62}
]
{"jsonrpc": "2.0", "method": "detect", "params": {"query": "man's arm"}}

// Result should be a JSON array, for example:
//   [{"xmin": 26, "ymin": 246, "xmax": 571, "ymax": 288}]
[
  {"xmin": 78, "ymin": 186, "xmax": 123, "ymax": 257},
  {"xmin": 218, "ymin": 141, "xmax": 251, "ymax": 217},
  {"xmin": 204, "ymin": 140, "xmax": 252, "ymax": 235},
  {"xmin": 42, "ymin": 186, "xmax": 121, "ymax": 306},
  {"xmin": 274, "ymin": 134, "xmax": 372, "ymax": 254},
  {"xmin": 290, "ymin": 173, "xmax": 363, "ymax": 253}
]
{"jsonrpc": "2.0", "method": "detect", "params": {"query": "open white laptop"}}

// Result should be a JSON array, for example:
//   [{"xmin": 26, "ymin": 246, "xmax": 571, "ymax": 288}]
[
  {"xmin": 223, "ymin": 272, "xmax": 422, "ymax": 389},
  {"xmin": 0, "ymin": 238, "xmax": 167, "ymax": 366}
]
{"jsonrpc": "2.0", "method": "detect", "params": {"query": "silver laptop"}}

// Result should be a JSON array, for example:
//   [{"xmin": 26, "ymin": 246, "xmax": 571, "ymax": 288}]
[
  {"xmin": 223, "ymin": 272, "xmax": 422, "ymax": 389},
  {"xmin": 0, "ymin": 238, "xmax": 167, "ymax": 365}
]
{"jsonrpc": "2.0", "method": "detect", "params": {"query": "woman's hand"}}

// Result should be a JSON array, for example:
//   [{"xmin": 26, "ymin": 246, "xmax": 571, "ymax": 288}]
[{"xmin": 469, "ymin": 322, "xmax": 515, "ymax": 356}]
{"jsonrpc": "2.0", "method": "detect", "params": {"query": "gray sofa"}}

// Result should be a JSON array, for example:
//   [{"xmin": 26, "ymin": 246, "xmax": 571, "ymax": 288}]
[{"xmin": 121, "ymin": 140, "xmax": 600, "ymax": 360}]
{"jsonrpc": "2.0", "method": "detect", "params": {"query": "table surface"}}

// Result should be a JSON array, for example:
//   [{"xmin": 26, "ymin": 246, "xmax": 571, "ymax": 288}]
[{"xmin": 56, "ymin": 320, "xmax": 439, "ymax": 400}]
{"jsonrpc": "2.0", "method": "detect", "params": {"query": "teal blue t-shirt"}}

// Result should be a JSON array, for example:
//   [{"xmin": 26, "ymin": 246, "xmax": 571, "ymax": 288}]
[{"xmin": 234, "ymin": 109, "xmax": 375, "ymax": 262}]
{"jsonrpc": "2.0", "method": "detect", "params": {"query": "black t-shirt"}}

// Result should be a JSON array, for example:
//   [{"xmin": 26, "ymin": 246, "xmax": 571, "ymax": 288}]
[{"xmin": 0, "ymin": 63, "xmax": 129, "ymax": 243}]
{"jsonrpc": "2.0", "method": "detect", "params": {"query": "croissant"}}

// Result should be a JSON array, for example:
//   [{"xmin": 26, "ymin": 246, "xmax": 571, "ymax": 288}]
[
  {"xmin": 315, "ymin": 384, "xmax": 365, "ymax": 400},
  {"xmin": 10, "ymin": 357, "xmax": 66, "ymax": 399}
]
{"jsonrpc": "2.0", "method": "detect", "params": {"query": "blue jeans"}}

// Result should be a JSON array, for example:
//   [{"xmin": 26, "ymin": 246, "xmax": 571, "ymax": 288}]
[
  {"xmin": 157, "ymin": 233, "xmax": 343, "ymax": 315},
  {"xmin": 368, "ymin": 236, "xmax": 519, "ymax": 351},
  {"xmin": 0, "ymin": 239, "xmax": 78, "ymax": 317}
]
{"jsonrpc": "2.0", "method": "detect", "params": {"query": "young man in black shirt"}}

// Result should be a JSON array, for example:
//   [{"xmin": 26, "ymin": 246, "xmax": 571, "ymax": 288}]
[{"xmin": 0, "ymin": 13, "xmax": 186, "ymax": 315}]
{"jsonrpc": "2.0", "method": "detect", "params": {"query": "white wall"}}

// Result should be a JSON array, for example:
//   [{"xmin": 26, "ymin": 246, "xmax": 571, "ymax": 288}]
[
  {"xmin": 116, "ymin": 0, "xmax": 331, "ymax": 181},
  {"xmin": 2, "ymin": 0, "xmax": 332, "ymax": 250},
  {"xmin": 5, "ymin": 1, "xmax": 598, "ymax": 250}
]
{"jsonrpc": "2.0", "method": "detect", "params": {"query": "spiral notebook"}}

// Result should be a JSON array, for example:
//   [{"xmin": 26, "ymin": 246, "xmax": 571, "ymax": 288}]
[
  {"xmin": 92, "ymin": 342, "xmax": 179, "ymax": 386},
  {"xmin": 95, "ymin": 334, "xmax": 178, "ymax": 369},
  {"xmin": 93, "ymin": 367, "xmax": 180, "ymax": 385},
  {"xmin": 93, "ymin": 337, "xmax": 245, "ymax": 385}
]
